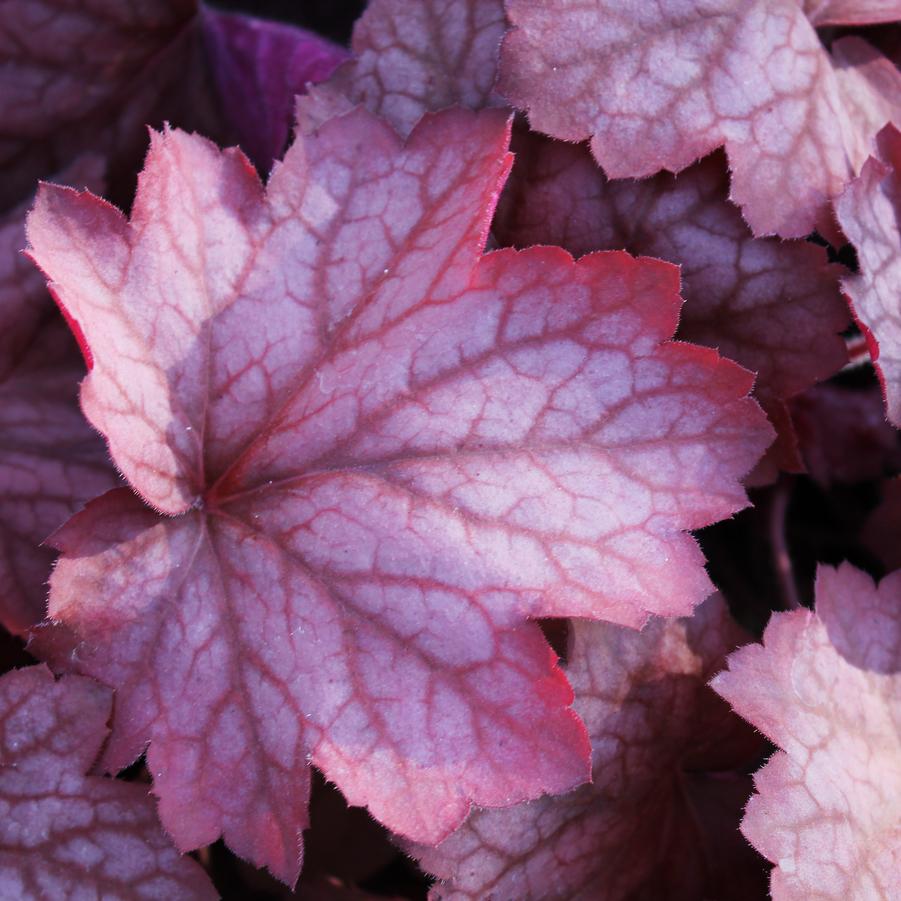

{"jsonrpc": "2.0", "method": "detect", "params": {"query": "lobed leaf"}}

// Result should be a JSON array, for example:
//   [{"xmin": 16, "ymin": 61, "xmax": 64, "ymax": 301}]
[
  {"xmin": 0, "ymin": 665, "xmax": 215, "ymax": 900},
  {"xmin": 712, "ymin": 563, "xmax": 901, "ymax": 899},
  {"xmin": 26, "ymin": 109, "xmax": 772, "ymax": 884},
  {"xmin": 499, "ymin": 0, "xmax": 901, "ymax": 237}
]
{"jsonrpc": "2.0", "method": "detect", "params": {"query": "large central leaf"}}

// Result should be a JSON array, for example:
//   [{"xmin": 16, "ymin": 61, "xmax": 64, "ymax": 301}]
[{"xmin": 26, "ymin": 108, "xmax": 772, "ymax": 884}]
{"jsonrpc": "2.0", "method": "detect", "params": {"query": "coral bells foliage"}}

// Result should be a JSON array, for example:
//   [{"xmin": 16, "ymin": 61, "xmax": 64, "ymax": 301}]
[
  {"xmin": 26, "ymin": 107, "xmax": 770, "ymax": 884},
  {"xmin": 0, "ymin": 1, "xmax": 900, "ymax": 898}
]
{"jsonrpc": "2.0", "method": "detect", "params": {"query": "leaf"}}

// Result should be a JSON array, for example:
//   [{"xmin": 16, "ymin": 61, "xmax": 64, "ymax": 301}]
[
  {"xmin": 498, "ymin": 1, "xmax": 901, "ymax": 237},
  {"xmin": 0, "ymin": 665, "xmax": 216, "ymax": 900},
  {"xmin": 835, "ymin": 124, "xmax": 901, "ymax": 426},
  {"xmin": 711, "ymin": 563, "xmax": 901, "ymax": 900},
  {"xmin": 412, "ymin": 596, "xmax": 769, "ymax": 900},
  {"xmin": 0, "ymin": 0, "xmax": 346, "ymax": 208},
  {"xmin": 26, "ymin": 109, "xmax": 772, "ymax": 884},
  {"xmin": 495, "ymin": 134, "xmax": 848, "ymax": 477},
  {"xmin": 303, "ymin": 0, "xmax": 506, "ymax": 138},
  {"xmin": 200, "ymin": 8, "xmax": 348, "ymax": 171},
  {"xmin": 802, "ymin": 0, "xmax": 901, "ymax": 25}
]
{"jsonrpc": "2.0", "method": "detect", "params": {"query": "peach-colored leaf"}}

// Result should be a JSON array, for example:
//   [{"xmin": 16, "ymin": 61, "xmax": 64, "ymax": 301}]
[{"xmin": 712, "ymin": 563, "xmax": 901, "ymax": 899}]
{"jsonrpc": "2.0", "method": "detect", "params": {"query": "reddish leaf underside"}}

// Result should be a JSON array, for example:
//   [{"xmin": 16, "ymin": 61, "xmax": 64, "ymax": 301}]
[
  {"xmin": 835, "ymin": 124, "xmax": 901, "ymax": 427},
  {"xmin": 0, "ymin": 665, "xmax": 215, "ymax": 900},
  {"xmin": 498, "ymin": 0, "xmax": 901, "ymax": 237},
  {"xmin": 494, "ymin": 134, "xmax": 848, "ymax": 475},
  {"xmin": 26, "ymin": 108, "xmax": 771, "ymax": 884},
  {"xmin": 304, "ymin": 0, "xmax": 506, "ymax": 139},
  {"xmin": 413, "ymin": 596, "xmax": 768, "ymax": 900},
  {"xmin": 712, "ymin": 563, "xmax": 901, "ymax": 900}
]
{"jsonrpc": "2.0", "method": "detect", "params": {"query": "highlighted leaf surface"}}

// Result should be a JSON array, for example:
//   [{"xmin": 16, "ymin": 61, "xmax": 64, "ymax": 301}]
[
  {"xmin": 414, "ymin": 597, "xmax": 768, "ymax": 900},
  {"xmin": 712, "ymin": 563, "xmax": 901, "ymax": 900},
  {"xmin": 0, "ymin": 665, "xmax": 215, "ymax": 900},
  {"xmin": 27, "ymin": 109, "xmax": 771, "ymax": 884},
  {"xmin": 499, "ymin": 1, "xmax": 901, "ymax": 237}
]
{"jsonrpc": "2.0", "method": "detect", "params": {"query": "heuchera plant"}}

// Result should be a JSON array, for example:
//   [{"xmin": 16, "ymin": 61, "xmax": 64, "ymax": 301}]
[{"xmin": 1, "ymin": 1, "xmax": 899, "ymax": 898}]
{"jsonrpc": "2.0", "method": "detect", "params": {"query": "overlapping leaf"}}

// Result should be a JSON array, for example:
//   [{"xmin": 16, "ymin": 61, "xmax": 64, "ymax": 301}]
[
  {"xmin": 499, "ymin": 1, "xmax": 901, "ymax": 237},
  {"xmin": 712, "ymin": 563, "xmax": 901, "ymax": 899},
  {"xmin": 0, "ymin": 0, "xmax": 346, "ymax": 208},
  {"xmin": 495, "ymin": 134, "xmax": 848, "ymax": 475},
  {"xmin": 0, "ymin": 665, "xmax": 215, "ymax": 899},
  {"xmin": 26, "ymin": 109, "xmax": 771, "ymax": 883},
  {"xmin": 413, "ymin": 596, "xmax": 768, "ymax": 900},
  {"xmin": 306, "ymin": 0, "xmax": 506, "ymax": 138},
  {"xmin": 836, "ymin": 125, "xmax": 901, "ymax": 426},
  {"xmin": 802, "ymin": 0, "xmax": 901, "ymax": 25}
]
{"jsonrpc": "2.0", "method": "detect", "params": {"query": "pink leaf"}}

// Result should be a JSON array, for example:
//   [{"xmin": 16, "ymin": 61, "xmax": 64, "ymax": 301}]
[
  {"xmin": 802, "ymin": 0, "xmax": 901, "ymax": 25},
  {"xmin": 413, "ymin": 596, "xmax": 768, "ymax": 900},
  {"xmin": 499, "ymin": 2, "xmax": 901, "ymax": 237},
  {"xmin": 303, "ymin": 0, "xmax": 506, "ymax": 138},
  {"xmin": 495, "ymin": 134, "xmax": 847, "ymax": 475},
  {"xmin": 835, "ymin": 124, "xmax": 901, "ymax": 426},
  {"xmin": 0, "ymin": 665, "xmax": 216, "ymax": 899},
  {"xmin": 711, "ymin": 563, "xmax": 901, "ymax": 899},
  {"xmin": 26, "ymin": 109, "xmax": 772, "ymax": 884}
]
